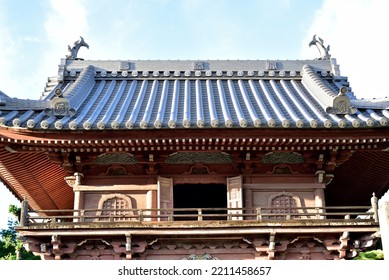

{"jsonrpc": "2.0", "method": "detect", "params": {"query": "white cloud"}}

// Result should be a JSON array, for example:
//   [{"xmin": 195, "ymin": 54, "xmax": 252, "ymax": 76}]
[
  {"xmin": 0, "ymin": 4, "xmax": 19, "ymax": 96},
  {"xmin": 23, "ymin": 36, "xmax": 41, "ymax": 42},
  {"xmin": 45, "ymin": 0, "xmax": 89, "ymax": 45},
  {"xmin": 301, "ymin": 0, "xmax": 389, "ymax": 99},
  {"xmin": 40, "ymin": 0, "xmax": 90, "ymax": 82},
  {"xmin": 2, "ymin": 0, "xmax": 387, "ymax": 101},
  {"xmin": 1, "ymin": 0, "xmax": 90, "ymax": 99}
]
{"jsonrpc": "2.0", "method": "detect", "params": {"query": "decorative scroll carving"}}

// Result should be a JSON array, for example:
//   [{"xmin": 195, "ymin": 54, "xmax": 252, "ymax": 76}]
[
  {"xmin": 271, "ymin": 165, "xmax": 293, "ymax": 174},
  {"xmin": 326, "ymin": 92, "xmax": 357, "ymax": 115},
  {"xmin": 50, "ymin": 98, "xmax": 73, "ymax": 116},
  {"xmin": 166, "ymin": 152, "xmax": 232, "ymax": 164},
  {"xmin": 119, "ymin": 61, "xmax": 130, "ymax": 70},
  {"xmin": 182, "ymin": 253, "xmax": 219, "ymax": 260},
  {"xmin": 21, "ymin": 234, "xmax": 376, "ymax": 260},
  {"xmin": 72, "ymin": 239, "xmax": 114, "ymax": 260},
  {"xmin": 64, "ymin": 173, "xmax": 83, "ymax": 187},
  {"xmin": 94, "ymin": 153, "xmax": 137, "ymax": 164},
  {"xmin": 188, "ymin": 165, "xmax": 211, "ymax": 174},
  {"xmin": 262, "ymin": 152, "xmax": 303, "ymax": 164},
  {"xmin": 266, "ymin": 61, "xmax": 281, "ymax": 70},
  {"xmin": 277, "ymin": 236, "xmax": 335, "ymax": 260},
  {"xmin": 252, "ymin": 236, "xmax": 289, "ymax": 260},
  {"xmin": 44, "ymin": 88, "xmax": 76, "ymax": 117},
  {"xmin": 106, "ymin": 165, "xmax": 127, "ymax": 175},
  {"xmin": 64, "ymin": 176, "xmax": 77, "ymax": 188},
  {"xmin": 77, "ymin": 238, "xmax": 111, "ymax": 247},
  {"xmin": 193, "ymin": 62, "xmax": 204, "ymax": 70}
]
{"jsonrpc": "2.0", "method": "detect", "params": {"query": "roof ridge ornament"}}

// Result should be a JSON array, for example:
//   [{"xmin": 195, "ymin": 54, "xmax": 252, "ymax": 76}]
[
  {"xmin": 66, "ymin": 36, "xmax": 89, "ymax": 60},
  {"xmin": 302, "ymin": 65, "xmax": 356, "ymax": 115},
  {"xmin": 44, "ymin": 88, "xmax": 76, "ymax": 117},
  {"xmin": 309, "ymin": 35, "xmax": 331, "ymax": 60}
]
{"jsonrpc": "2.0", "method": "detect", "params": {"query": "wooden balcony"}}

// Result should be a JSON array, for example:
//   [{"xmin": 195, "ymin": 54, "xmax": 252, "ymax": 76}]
[
  {"xmin": 15, "ymin": 200, "xmax": 381, "ymax": 260},
  {"xmin": 17, "ymin": 201, "xmax": 380, "ymax": 237}
]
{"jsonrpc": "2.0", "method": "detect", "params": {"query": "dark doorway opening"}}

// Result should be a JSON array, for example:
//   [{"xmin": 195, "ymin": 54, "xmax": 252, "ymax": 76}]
[{"xmin": 173, "ymin": 184, "xmax": 227, "ymax": 220}]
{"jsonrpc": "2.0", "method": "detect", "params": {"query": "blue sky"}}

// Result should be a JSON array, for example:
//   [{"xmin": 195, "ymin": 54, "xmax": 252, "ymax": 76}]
[{"xmin": 0, "ymin": 0, "xmax": 388, "ymax": 229}]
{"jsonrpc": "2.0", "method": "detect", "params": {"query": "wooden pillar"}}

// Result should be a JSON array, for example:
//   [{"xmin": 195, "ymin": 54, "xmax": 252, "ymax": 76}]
[
  {"xmin": 145, "ymin": 190, "xmax": 153, "ymax": 221},
  {"xmin": 74, "ymin": 191, "xmax": 84, "ymax": 209},
  {"xmin": 314, "ymin": 188, "xmax": 325, "ymax": 207},
  {"xmin": 146, "ymin": 190, "xmax": 157, "ymax": 221},
  {"xmin": 69, "ymin": 172, "xmax": 84, "ymax": 222},
  {"xmin": 314, "ymin": 188, "xmax": 325, "ymax": 219},
  {"xmin": 20, "ymin": 197, "xmax": 29, "ymax": 226},
  {"xmin": 73, "ymin": 191, "xmax": 84, "ymax": 222}
]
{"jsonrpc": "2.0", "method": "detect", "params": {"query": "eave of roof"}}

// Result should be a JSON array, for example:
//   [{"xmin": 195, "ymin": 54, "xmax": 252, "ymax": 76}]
[{"xmin": 1, "ymin": 126, "xmax": 388, "ymax": 156}]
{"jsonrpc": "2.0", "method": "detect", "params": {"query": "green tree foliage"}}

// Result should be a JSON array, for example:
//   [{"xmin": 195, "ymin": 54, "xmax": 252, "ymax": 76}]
[
  {"xmin": 353, "ymin": 249, "xmax": 384, "ymax": 260},
  {"xmin": 0, "ymin": 205, "xmax": 40, "ymax": 260}
]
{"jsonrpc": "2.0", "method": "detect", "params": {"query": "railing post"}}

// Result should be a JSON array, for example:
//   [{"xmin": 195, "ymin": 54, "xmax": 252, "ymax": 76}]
[
  {"xmin": 168, "ymin": 210, "xmax": 173, "ymax": 221},
  {"xmin": 256, "ymin": 207, "xmax": 262, "ymax": 221},
  {"xmin": 371, "ymin": 192, "xmax": 379, "ymax": 222},
  {"xmin": 315, "ymin": 207, "xmax": 321, "ymax": 219},
  {"xmin": 198, "ymin": 209, "xmax": 203, "ymax": 221},
  {"xmin": 20, "ymin": 197, "xmax": 29, "ymax": 226},
  {"xmin": 139, "ymin": 210, "xmax": 144, "ymax": 222},
  {"xmin": 80, "ymin": 210, "xmax": 85, "ymax": 222},
  {"xmin": 126, "ymin": 235, "xmax": 132, "ymax": 254}
]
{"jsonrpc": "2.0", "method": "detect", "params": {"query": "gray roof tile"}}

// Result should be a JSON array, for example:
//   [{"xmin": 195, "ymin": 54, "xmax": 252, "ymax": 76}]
[{"xmin": 1, "ymin": 59, "xmax": 388, "ymax": 130}]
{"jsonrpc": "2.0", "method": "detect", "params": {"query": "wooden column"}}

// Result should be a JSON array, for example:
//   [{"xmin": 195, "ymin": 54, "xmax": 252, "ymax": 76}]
[
  {"xmin": 314, "ymin": 188, "xmax": 325, "ymax": 219},
  {"xmin": 20, "ymin": 197, "xmax": 29, "ymax": 226},
  {"xmin": 145, "ymin": 189, "xmax": 158, "ymax": 221},
  {"xmin": 145, "ymin": 190, "xmax": 154, "ymax": 221},
  {"xmin": 314, "ymin": 188, "xmax": 325, "ymax": 207}
]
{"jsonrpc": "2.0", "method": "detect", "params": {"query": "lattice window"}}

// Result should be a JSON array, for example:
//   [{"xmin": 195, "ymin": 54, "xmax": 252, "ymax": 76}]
[
  {"xmin": 270, "ymin": 194, "xmax": 298, "ymax": 219},
  {"xmin": 97, "ymin": 194, "xmax": 134, "ymax": 221}
]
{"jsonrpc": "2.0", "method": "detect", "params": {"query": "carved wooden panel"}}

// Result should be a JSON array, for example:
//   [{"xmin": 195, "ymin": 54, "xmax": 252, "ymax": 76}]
[
  {"xmin": 157, "ymin": 176, "xmax": 173, "ymax": 221},
  {"xmin": 166, "ymin": 152, "xmax": 232, "ymax": 164}
]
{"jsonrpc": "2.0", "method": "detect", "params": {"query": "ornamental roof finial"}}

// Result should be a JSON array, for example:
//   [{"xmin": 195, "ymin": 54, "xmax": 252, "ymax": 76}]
[
  {"xmin": 66, "ymin": 36, "xmax": 89, "ymax": 60},
  {"xmin": 309, "ymin": 34, "xmax": 331, "ymax": 60}
]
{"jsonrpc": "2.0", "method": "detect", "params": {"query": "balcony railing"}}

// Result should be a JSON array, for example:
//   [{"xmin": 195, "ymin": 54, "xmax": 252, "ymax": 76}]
[{"xmin": 19, "ymin": 205, "xmax": 379, "ymax": 227}]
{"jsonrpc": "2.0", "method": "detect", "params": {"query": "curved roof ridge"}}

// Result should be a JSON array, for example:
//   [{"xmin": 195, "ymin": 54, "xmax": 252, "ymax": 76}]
[
  {"xmin": 302, "ymin": 64, "xmax": 357, "ymax": 115},
  {"xmin": 302, "ymin": 64, "xmax": 337, "ymax": 110},
  {"xmin": 351, "ymin": 98, "xmax": 389, "ymax": 110},
  {"xmin": 65, "ymin": 65, "xmax": 96, "ymax": 109}
]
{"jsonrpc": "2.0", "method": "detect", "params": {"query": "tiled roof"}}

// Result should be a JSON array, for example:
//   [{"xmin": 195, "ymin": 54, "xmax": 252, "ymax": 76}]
[{"xmin": 1, "ymin": 58, "xmax": 389, "ymax": 131}]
